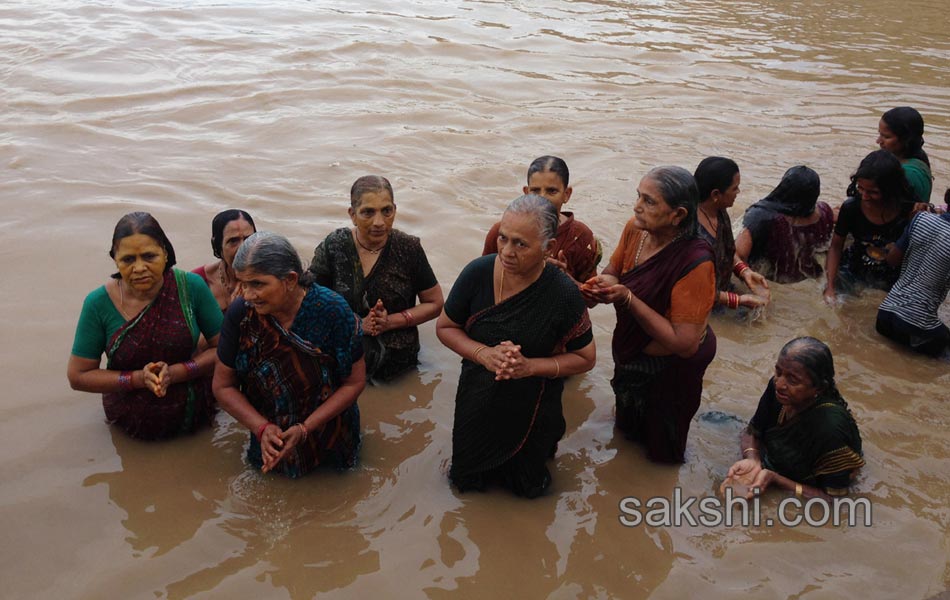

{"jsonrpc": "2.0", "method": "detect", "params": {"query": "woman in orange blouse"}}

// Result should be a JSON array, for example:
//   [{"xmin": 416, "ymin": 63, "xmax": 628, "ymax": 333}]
[{"xmin": 583, "ymin": 166, "xmax": 717, "ymax": 463}]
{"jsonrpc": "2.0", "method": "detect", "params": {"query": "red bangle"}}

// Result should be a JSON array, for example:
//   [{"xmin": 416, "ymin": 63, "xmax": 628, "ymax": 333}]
[
  {"xmin": 256, "ymin": 422, "xmax": 271, "ymax": 441},
  {"xmin": 118, "ymin": 371, "xmax": 134, "ymax": 391},
  {"xmin": 401, "ymin": 310, "xmax": 413, "ymax": 326},
  {"xmin": 733, "ymin": 261, "xmax": 751, "ymax": 278},
  {"xmin": 183, "ymin": 359, "xmax": 200, "ymax": 378},
  {"xmin": 727, "ymin": 291, "xmax": 740, "ymax": 310}
]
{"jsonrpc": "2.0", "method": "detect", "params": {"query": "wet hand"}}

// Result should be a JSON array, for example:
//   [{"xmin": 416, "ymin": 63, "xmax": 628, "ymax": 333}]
[
  {"xmin": 727, "ymin": 458, "xmax": 762, "ymax": 480},
  {"xmin": 493, "ymin": 341, "xmax": 532, "ymax": 380},
  {"xmin": 739, "ymin": 293, "xmax": 768, "ymax": 309},
  {"xmin": 546, "ymin": 251, "xmax": 569, "ymax": 273},
  {"xmin": 259, "ymin": 424, "xmax": 284, "ymax": 473},
  {"xmin": 262, "ymin": 423, "xmax": 308, "ymax": 473},
  {"xmin": 746, "ymin": 468, "xmax": 776, "ymax": 499},
  {"xmin": 143, "ymin": 362, "xmax": 170, "ymax": 397}
]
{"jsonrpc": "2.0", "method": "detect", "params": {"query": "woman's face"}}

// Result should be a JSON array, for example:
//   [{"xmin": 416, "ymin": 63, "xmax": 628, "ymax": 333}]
[
  {"xmin": 855, "ymin": 178, "xmax": 883, "ymax": 204},
  {"xmin": 877, "ymin": 119, "xmax": 904, "ymax": 157},
  {"xmin": 236, "ymin": 268, "xmax": 293, "ymax": 316},
  {"xmin": 720, "ymin": 172, "xmax": 741, "ymax": 208},
  {"xmin": 349, "ymin": 191, "xmax": 396, "ymax": 245},
  {"xmin": 497, "ymin": 211, "xmax": 550, "ymax": 277},
  {"xmin": 633, "ymin": 176, "xmax": 685, "ymax": 233},
  {"xmin": 220, "ymin": 217, "xmax": 256, "ymax": 267},
  {"xmin": 523, "ymin": 170, "xmax": 572, "ymax": 212},
  {"xmin": 113, "ymin": 233, "xmax": 167, "ymax": 295},
  {"xmin": 773, "ymin": 355, "xmax": 820, "ymax": 409}
]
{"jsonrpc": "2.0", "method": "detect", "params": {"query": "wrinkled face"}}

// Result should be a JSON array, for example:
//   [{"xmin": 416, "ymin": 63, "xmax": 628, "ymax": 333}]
[
  {"xmin": 349, "ymin": 191, "xmax": 396, "ymax": 245},
  {"xmin": 720, "ymin": 172, "xmax": 741, "ymax": 208},
  {"xmin": 220, "ymin": 217, "xmax": 256, "ymax": 267},
  {"xmin": 236, "ymin": 268, "xmax": 293, "ymax": 316},
  {"xmin": 113, "ymin": 234, "xmax": 167, "ymax": 295},
  {"xmin": 855, "ymin": 178, "xmax": 882, "ymax": 203},
  {"xmin": 773, "ymin": 355, "xmax": 820, "ymax": 408},
  {"xmin": 523, "ymin": 170, "xmax": 571, "ymax": 211},
  {"xmin": 633, "ymin": 176, "xmax": 684, "ymax": 233},
  {"xmin": 496, "ymin": 211, "xmax": 551, "ymax": 277},
  {"xmin": 877, "ymin": 119, "xmax": 904, "ymax": 156}
]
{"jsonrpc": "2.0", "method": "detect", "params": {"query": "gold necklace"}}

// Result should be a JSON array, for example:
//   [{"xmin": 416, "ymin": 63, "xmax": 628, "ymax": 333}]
[
  {"xmin": 634, "ymin": 231, "xmax": 649, "ymax": 267},
  {"xmin": 117, "ymin": 279, "xmax": 134, "ymax": 320},
  {"xmin": 497, "ymin": 268, "xmax": 505, "ymax": 303}
]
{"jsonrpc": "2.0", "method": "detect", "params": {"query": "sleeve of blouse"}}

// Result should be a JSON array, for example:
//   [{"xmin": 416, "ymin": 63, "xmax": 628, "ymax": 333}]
[
  {"xmin": 412, "ymin": 239, "xmax": 439, "ymax": 292},
  {"xmin": 71, "ymin": 289, "xmax": 108, "ymax": 360},
  {"xmin": 608, "ymin": 220, "xmax": 638, "ymax": 274},
  {"xmin": 668, "ymin": 261, "xmax": 716, "ymax": 324},
  {"xmin": 307, "ymin": 239, "xmax": 333, "ymax": 288},
  {"xmin": 187, "ymin": 272, "xmax": 223, "ymax": 337},
  {"xmin": 833, "ymin": 199, "xmax": 856, "ymax": 237}
]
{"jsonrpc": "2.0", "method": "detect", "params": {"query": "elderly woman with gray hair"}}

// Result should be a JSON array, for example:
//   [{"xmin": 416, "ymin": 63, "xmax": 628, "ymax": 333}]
[
  {"xmin": 437, "ymin": 194, "xmax": 596, "ymax": 498},
  {"xmin": 213, "ymin": 232, "xmax": 365, "ymax": 478},
  {"xmin": 583, "ymin": 166, "xmax": 717, "ymax": 463}
]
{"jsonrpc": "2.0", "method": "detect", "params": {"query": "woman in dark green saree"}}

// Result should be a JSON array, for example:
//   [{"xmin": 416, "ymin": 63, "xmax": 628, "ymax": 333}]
[
  {"xmin": 727, "ymin": 337, "xmax": 865, "ymax": 500},
  {"xmin": 437, "ymin": 195, "xmax": 596, "ymax": 498}
]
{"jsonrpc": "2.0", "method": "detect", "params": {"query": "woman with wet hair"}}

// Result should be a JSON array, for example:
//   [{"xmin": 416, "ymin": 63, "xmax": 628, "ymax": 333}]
[
  {"xmin": 583, "ymin": 166, "xmax": 716, "ymax": 463},
  {"xmin": 824, "ymin": 150, "xmax": 915, "ymax": 302},
  {"xmin": 876, "ymin": 106, "xmax": 933, "ymax": 203},
  {"xmin": 193, "ymin": 209, "xmax": 257, "ymax": 311},
  {"xmin": 308, "ymin": 175, "xmax": 443, "ymax": 384},
  {"xmin": 693, "ymin": 156, "xmax": 769, "ymax": 311},
  {"xmin": 736, "ymin": 166, "xmax": 834, "ymax": 283},
  {"xmin": 214, "ymin": 232, "xmax": 365, "ymax": 478},
  {"xmin": 67, "ymin": 212, "xmax": 223, "ymax": 439},
  {"xmin": 726, "ymin": 337, "xmax": 864, "ymax": 500},
  {"xmin": 438, "ymin": 194, "xmax": 595, "ymax": 498}
]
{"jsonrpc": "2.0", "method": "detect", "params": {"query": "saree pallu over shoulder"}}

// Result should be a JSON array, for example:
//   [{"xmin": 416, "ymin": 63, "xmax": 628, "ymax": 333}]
[
  {"xmin": 450, "ymin": 265, "xmax": 590, "ymax": 497},
  {"xmin": 612, "ymin": 237, "xmax": 713, "ymax": 364},
  {"xmin": 234, "ymin": 286, "xmax": 361, "ymax": 479},
  {"xmin": 753, "ymin": 386, "xmax": 865, "ymax": 493},
  {"xmin": 103, "ymin": 269, "xmax": 213, "ymax": 440}
]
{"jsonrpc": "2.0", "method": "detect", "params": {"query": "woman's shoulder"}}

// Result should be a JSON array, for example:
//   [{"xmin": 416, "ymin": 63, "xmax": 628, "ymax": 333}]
[
  {"xmin": 321, "ymin": 227, "xmax": 353, "ymax": 247},
  {"xmin": 309, "ymin": 283, "xmax": 356, "ymax": 314},
  {"xmin": 81, "ymin": 283, "xmax": 112, "ymax": 309}
]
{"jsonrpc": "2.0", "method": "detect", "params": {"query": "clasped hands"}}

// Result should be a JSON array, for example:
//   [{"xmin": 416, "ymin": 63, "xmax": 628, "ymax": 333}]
[
  {"xmin": 474, "ymin": 340, "xmax": 535, "ymax": 380},
  {"xmin": 259, "ymin": 422, "xmax": 310, "ymax": 474},
  {"xmin": 142, "ymin": 361, "xmax": 171, "ymax": 397},
  {"xmin": 580, "ymin": 275, "xmax": 630, "ymax": 306},
  {"xmin": 362, "ymin": 299, "xmax": 390, "ymax": 337}
]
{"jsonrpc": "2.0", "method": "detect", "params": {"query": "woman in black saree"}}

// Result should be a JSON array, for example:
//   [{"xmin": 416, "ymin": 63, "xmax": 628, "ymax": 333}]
[{"xmin": 437, "ymin": 194, "xmax": 596, "ymax": 498}]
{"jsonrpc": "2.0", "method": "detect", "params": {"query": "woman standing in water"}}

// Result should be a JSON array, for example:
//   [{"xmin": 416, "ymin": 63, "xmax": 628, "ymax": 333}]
[
  {"xmin": 438, "ymin": 194, "xmax": 595, "ymax": 498},
  {"xmin": 193, "ymin": 209, "xmax": 257, "ymax": 311},
  {"xmin": 67, "ymin": 212, "xmax": 223, "ymax": 439},
  {"xmin": 824, "ymin": 150, "xmax": 915, "ymax": 302},
  {"xmin": 876, "ymin": 106, "xmax": 933, "ymax": 204},
  {"xmin": 583, "ymin": 166, "xmax": 716, "ymax": 463},
  {"xmin": 693, "ymin": 156, "xmax": 769, "ymax": 311},
  {"xmin": 309, "ymin": 175, "xmax": 443, "ymax": 383}
]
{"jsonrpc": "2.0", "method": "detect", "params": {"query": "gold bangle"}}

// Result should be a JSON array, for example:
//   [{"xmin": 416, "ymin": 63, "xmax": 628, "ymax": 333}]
[
  {"xmin": 795, "ymin": 483, "xmax": 803, "ymax": 499},
  {"xmin": 742, "ymin": 447, "xmax": 758, "ymax": 457},
  {"xmin": 472, "ymin": 345, "xmax": 488, "ymax": 363},
  {"xmin": 551, "ymin": 357, "xmax": 560, "ymax": 379},
  {"xmin": 296, "ymin": 422, "xmax": 308, "ymax": 440}
]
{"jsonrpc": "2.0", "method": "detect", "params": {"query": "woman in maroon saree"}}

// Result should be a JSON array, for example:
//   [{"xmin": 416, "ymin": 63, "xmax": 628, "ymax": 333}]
[
  {"xmin": 68, "ymin": 212, "xmax": 223, "ymax": 439},
  {"xmin": 584, "ymin": 166, "xmax": 717, "ymax": 463},
  {"xmin": 437, "ymin": 195, "xmax": 595, "ymax": 498}
]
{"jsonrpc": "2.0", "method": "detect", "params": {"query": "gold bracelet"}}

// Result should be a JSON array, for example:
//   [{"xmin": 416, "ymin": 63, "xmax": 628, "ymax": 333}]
[
  {"xmin": 296, "ymin": 422, "xmax": 308, "ymax": 440},
  {"xmin": 551, "ymin": 357, "xmax": 560, "ymax": 379},
  {"xmin": 742, "ymin": 447, "xmax": 758, "ymax": 457},
  {"xmin": 472, "ymin": 345, "xmax": 488, "ymax": 363},
  {"xmin": 795, "ymin": 483, "xmax": 803, "ymax": 499}
]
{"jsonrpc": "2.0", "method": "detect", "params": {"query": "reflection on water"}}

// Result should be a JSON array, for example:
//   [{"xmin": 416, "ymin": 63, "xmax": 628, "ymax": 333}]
[{"xmin": 1, "ymin": 0, "xmax": 949, "ymax": 598}]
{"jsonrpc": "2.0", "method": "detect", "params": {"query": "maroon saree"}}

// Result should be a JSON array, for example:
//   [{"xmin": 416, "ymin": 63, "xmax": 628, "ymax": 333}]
[{"xmin": 103, "ymin": 270, "xmax": 215, "ymax": 439}]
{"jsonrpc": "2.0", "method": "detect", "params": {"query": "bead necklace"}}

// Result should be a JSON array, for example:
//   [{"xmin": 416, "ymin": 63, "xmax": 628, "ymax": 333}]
[{"xmin": 354, "ymin": 229, "xmax": 383, "ymax": 254}]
